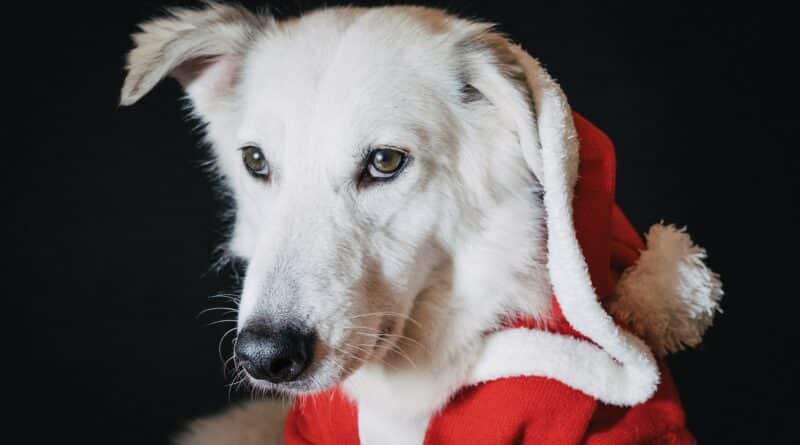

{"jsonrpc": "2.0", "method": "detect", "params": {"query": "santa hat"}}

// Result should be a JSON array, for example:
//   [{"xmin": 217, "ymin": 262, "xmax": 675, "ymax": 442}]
[{"xmin": 463, "ymin": 46, "xmax": 724, "ymax": 406}]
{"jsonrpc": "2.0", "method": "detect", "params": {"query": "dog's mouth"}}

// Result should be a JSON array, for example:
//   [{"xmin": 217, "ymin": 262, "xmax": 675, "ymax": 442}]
[{"xmin": 239, "ymin": 314, "xmax": 409, "ymax": 395}]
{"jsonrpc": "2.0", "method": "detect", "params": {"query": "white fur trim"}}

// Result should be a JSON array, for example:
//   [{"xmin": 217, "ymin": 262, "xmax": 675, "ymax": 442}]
[
  {"xmin": 468, "ymin": 328, "xmax": 655, "ymax": 405},
  {"xmin": 609, "ymin": 224, "xmax": 723, "ymax": 356},
  {"xmin": 498, "ymin": 46, "xmax": 661, "ymax": 406}
]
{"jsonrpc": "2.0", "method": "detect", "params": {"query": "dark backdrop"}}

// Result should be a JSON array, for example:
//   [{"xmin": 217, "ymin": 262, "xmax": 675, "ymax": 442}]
[{"xmin": 12, "ymin": 1, "xmax": 797, "ymax": 444}]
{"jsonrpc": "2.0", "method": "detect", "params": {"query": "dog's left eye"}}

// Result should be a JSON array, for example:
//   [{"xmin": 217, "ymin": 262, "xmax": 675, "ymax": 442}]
[
  {"xmin": 367, "ymin": 148, "xmax": 408, "ymax": 179},
  {"xmin": 241, "ymin": 145, "xmax": 270, "ymax": 179}
]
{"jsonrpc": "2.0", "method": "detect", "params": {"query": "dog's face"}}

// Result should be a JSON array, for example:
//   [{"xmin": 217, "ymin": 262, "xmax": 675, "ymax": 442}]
[
  {"xmin": 231, "ymin": 10, "xmax": 470, "ymax": 392},
  {"xmin": 122, "ymin": 5, "xmax": 549, "ymax": 394}
]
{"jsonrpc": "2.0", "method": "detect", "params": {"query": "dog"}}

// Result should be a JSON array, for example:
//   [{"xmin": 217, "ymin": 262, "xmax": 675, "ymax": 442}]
[{"xmin": 121, "ymin": 3, "xmax": 722, "ymax": 444}]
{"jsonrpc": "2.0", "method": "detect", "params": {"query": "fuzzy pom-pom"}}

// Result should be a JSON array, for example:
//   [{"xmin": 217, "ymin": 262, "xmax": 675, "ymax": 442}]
[{"xmin": 609, "ymin": 224, "xmax": 723, "ymax": 356}]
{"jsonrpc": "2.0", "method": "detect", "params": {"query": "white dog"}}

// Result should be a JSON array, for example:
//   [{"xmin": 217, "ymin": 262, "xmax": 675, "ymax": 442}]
[{"xmin": 122, "ymin": 3, "xmax": 721, "ymax": 444}]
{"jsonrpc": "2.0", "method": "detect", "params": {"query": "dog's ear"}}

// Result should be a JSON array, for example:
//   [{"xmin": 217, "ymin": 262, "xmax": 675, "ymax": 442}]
[
  {"xmin": 120, "ymin": 2, "xmax": 270, "ymax": 114},
  {"xmin": 457, "ymin": 28, "xmax": 578, "ymax": 186}
]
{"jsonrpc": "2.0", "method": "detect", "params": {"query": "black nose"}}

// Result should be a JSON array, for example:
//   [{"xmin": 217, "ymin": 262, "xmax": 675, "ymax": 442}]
[{"xmin": 235, "ymin": 324, "xmax": 315, "ymax": 383}]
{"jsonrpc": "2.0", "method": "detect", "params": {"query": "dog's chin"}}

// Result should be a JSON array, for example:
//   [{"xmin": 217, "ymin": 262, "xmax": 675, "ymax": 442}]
[
  {"xmin": 244, "ymin": 352, "xmax": 362, "ymax": 396},
  {"xmin": 244, "ymin": 364, "xmax": 342, "ymax": 396},
  {"xmin": 246, "ymin": 375, "xmax": 332, "ymax": 396}
]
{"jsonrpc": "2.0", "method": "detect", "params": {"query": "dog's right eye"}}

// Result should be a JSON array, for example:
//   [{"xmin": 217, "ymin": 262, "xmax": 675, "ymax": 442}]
[
  {"xmin": 357, "ymin": 147, "xmax": 409, "ymax": 188},
  {"xmin": 241, "ymin": 145, "xmax": 270, "ymax": 179},
  {"xmin": 368, "ymin": 148, "xmax": 406, "ymax": 178}
]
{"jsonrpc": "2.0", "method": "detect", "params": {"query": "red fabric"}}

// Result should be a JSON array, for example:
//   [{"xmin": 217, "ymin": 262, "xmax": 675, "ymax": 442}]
[
  {"xmin": 285, "ymin": 389, "xmax": 359, "ymax": 444},
  {"xmin": 284, "ymin": 113, "xmax": 695, "ymax": 444},
  {"xmin": 285, "ymin": 369, "xmax": 693, "ymax": 445},
  {"xmin": 424, "ymin": 365, "xmax": 692, "ymax": 445}
]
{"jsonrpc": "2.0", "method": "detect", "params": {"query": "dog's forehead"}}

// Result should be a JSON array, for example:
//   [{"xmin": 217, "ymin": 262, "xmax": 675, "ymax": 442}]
[{"xmin": 236, "ymin": 8, "xmax": 462, "ymax": 161}]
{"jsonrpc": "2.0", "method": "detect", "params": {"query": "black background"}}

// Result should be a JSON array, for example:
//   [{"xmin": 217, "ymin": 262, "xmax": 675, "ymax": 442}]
[{"xmin": 12, "ymin": 1, "xmax": 797, "ymax": 443}]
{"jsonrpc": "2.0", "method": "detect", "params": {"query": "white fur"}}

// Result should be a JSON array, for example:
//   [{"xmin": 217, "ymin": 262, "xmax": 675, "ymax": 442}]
[{"xmin": 121, "ymin": 4, "xmax": 721, "ymax": 444}]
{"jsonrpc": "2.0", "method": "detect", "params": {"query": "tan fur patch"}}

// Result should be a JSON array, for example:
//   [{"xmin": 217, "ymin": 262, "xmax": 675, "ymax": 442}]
[
  {"xmin": 174, "ymin": 399, "xmax": 290, "ymax": 445},
  {"xmin": 461, "ymin": 29, "xmax": 532, "ymax": 107},
  {"xmin": 121, "ymin": 2, "xmax": 269, "ymax": 105}
]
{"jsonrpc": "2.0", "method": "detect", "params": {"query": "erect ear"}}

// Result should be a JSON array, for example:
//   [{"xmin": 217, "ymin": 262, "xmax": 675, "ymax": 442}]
[{"xmin": 120, "ymin": 2, "xmax": 270, "ymax": 113}]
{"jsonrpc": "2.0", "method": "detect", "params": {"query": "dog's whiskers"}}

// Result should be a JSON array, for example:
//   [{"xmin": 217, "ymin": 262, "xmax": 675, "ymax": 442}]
[
  {"xmin": 227, "ymin": 368, "xmax": 249, "ymax": 402},
  {"xmin": 353, "ymin": 341, "xmax": 417, "ymax": 368},
  {"xmin": 334, "ymin": 343, "xmax": 402, "ymax": 372},
  {"xmin": 197, "ymin": 306, "xmax": 239, "ymax": 319},
  {"xmin": 349, "ymin": 311, "xmax": 424, "ymax": 329},
  {"xmin": 209, "ymin": 293, "xmax": 241, "ymax": 303},
  {"xmin": 222, "ymin": 350, "xmax": 239, "ymax": 378},
  {"xmin": 328, "ymin": 355, "xmax": 354, "ymax": 377},
  {"xmin": 342, "ymin": 341, "xmax": 374, "ymax": 357},
  {"xmin": 347, "ymin": 328, "xmax": 430, "ymax": 355},
  {"xmin": 333, "ymin": 344, "xmax": 375, "ymax": 368},
  {"xmin": 217, "ymin": 326, "xmax": 238, "ymax": 377},
  {"xmin": 207, "ymin": 318, "xmax": 238, "ymax": 327}
]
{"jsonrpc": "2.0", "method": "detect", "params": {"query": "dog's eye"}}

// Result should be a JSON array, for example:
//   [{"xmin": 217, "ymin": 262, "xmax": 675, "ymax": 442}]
[
  {"xmin": 241, "ymin": 145, "xmax": 269, "ymax": 178},
  {"xmin": 367, "ymin": 148, "xmax": 407, "ymax": 179}
]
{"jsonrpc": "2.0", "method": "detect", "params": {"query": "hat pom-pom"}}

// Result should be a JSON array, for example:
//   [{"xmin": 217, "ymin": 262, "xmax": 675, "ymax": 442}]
[{"xmin": 609, "ymin": 224, "xmax": 723, "ymax": 357}]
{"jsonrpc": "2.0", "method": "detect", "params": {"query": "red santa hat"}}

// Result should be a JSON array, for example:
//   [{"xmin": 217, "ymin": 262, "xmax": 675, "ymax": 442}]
[
  {"xmin": 284, "ymin": 44, "xmax": 723, "ymax": 444},
  {"xmin": 457, "ymin": 44, "xmax": 723, "ymax": 406}
]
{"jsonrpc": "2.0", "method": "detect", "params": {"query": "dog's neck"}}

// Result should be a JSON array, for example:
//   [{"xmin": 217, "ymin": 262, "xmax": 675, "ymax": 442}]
[
  {"xmin": 343, "ymin": 193, "xmax": 551, "ymax": 441},
  {"xmin": 342, "ymin": 293, "xmax": 494, "ymax": 443}
]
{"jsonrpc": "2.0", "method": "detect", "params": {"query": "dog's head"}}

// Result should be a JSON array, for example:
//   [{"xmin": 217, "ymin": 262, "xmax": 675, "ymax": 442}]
[{"xmin": 122, "ymin": 3, "xmax": 560, "ymax": 394}]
